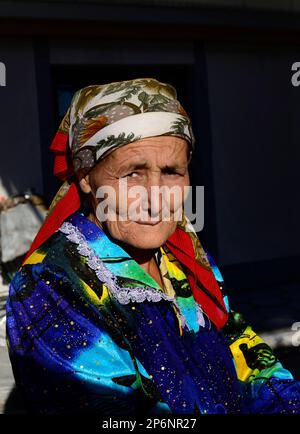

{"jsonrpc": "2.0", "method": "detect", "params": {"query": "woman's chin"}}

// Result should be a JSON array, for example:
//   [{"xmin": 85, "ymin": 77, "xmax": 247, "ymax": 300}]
[
  {"xmin": 104, "ymin": 220, "xmax": 177, "ymax": 250},
  {"xmin": 126, "ymin": 221, "xmax": 176, "ymax": 249}
]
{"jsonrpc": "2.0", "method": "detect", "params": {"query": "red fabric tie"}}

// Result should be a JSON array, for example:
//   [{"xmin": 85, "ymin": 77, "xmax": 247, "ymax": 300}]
[
  {"xmin": 50, "ymin": 131, "xmax": 74, "ymax": 180},
  {"xmin": 166, "ymin": 227, "xmax": 228, "ymax": 329},
  {"xmin": 23, "ymin": 131, "xmax": 81, "ymax": 263}
]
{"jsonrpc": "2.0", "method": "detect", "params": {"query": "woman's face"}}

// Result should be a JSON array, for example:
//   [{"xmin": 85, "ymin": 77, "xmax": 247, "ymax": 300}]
[{"xmin": 79, "ymin": 136, "xmax": 190, "ymax": 250}]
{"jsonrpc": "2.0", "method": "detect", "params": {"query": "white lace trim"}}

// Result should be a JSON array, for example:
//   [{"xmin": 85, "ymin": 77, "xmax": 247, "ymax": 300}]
[
  {"xmin": 195, "ymin": 302, "xmax": 206, "ymax": 329},
  {"xmin": 59, "ymin": 221, "xmax": 175, "ymax": 305}
]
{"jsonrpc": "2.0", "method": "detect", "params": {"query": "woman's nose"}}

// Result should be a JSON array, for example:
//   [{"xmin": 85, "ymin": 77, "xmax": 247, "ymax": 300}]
[{"xmin": 143, "ymin": 172, "xmax": 163, "ymax": 218}]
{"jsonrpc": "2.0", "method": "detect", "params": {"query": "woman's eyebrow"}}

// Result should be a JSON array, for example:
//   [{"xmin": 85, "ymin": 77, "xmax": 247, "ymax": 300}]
[
  {"xmin": 161, "ymin": 164, "xmax": 185, "ymax": 171},
  {"xmin": 119, "ymin": 162, "xmax": 149, "ymax": 172},
  {"xmin": 119, "ymin": 162, "xmax": 186, "ymax": 172}
]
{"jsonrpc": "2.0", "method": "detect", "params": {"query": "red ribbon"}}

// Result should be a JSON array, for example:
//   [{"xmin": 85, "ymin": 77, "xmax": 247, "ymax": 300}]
[
  {"xmin": 166, "ymin": 227, "xmax": 228, "ymax": 329},
  {"xmin": 23, "ymin": 131, "xmax": 81, "ymax": 263},
  {"xmin": 50, "ymin": 131, "xmax": 74, "ymax": 180}
]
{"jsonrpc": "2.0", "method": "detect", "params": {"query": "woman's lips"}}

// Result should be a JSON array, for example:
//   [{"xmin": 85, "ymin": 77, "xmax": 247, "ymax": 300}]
[{"xmin": 136, "ymin": 220, "xmax": 162, "ymax": 226}]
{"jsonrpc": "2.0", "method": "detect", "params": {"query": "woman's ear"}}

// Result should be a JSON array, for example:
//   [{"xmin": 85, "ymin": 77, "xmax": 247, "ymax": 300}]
[{"xmin": 78, "ymin": 174, "xmax": 92, "ymax": 194}]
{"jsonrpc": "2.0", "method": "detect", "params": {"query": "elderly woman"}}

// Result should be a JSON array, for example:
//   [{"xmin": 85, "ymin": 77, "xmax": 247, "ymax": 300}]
[{"xmin": 6, "ymin": 78, "xmax": 300, "ymax": 415}]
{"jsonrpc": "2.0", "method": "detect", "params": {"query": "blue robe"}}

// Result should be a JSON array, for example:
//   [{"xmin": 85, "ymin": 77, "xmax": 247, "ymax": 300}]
[{"xmin": 5, "ymin": 211, "xmax": 300, "ymax": 414}]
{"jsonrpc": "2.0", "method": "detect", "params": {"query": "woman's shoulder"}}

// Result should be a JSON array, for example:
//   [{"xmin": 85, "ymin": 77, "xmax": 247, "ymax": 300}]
[
  {"xmin": 21, "ymin": 211, "xmax": 91, "ymax": 271},
  {"xmin": 10, "ymin": 230, "xmax": 72, "ymax": 291},
  {"xmin": 23, "ymin": 230, "xmax": 67, "ymax": 266}
]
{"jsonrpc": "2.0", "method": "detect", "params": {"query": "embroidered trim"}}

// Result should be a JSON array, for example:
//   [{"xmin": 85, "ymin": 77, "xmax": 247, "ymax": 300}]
[
  {"xmin": 59, "ymin": 221, "xmax": 175, "ymax": 305},
  {"xmin": 195, "ymin": 302, "xmax": 206, "ymax": 329},
  {"xmin": 172, "ymin": 299, "xmax": 207, "ymax": 331}
]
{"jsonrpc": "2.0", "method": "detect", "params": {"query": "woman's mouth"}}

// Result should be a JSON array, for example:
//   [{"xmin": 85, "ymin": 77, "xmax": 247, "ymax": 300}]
[{"xmin": 136, "ymin": 220, "xmax": 162, "ymax": 226}]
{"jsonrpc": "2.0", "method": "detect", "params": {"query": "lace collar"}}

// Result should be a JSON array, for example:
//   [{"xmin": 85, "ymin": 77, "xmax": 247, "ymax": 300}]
[
  {"xmin": 59, "ymin": 212, "xmax": 175, "ymax": 305},
  {"xmin": 58, "ymin": 211, "xmax": 206, "ymax": 330}
]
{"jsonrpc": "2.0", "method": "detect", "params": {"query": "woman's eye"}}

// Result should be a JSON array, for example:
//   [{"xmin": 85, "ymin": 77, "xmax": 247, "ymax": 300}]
[
  {"xmin": 124, "ymin": 172, "xmax": 139, "ymax": 178},
  {"xmin": 164, "ymin": 171, "xmax": 183, "ymax": 176}
]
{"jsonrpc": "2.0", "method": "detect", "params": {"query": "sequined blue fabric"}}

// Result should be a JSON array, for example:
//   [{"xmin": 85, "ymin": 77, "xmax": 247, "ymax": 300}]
[{"xmin": 5, "ymin": 211, "xmax": 300, "ymax": 414}]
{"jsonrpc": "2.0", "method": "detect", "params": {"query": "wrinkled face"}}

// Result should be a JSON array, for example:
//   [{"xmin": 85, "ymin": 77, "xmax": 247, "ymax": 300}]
[{"xmin": 79, "ymin": 136, "xmax": 190, "ymax": 250}]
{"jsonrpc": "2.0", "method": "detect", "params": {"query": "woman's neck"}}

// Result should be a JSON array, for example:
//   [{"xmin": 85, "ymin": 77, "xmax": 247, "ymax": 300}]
[
  {"xmin": 119, "ymin": 243, "xmax": 157, "ymax": 270},
  {"xmin": 116, "ymin": 242, "xmax": 164, "ymax": 288}
]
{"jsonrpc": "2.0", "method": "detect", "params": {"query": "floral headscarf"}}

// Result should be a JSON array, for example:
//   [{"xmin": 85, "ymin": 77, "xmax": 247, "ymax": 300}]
[{"xmin": 68, "ymin": 78, "xmax": 195, "ymax": 173}]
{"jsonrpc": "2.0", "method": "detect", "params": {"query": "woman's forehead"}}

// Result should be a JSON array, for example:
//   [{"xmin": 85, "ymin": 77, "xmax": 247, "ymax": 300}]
[{"xmin": 109, "ymin": 136, "xmax": 188, "ymax": 162}]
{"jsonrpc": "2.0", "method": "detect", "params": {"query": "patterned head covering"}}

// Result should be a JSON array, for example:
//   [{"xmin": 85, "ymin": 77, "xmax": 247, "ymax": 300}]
[{"xmin": 67, "ymin": 78, "xmax": 195, "ymax": 174}]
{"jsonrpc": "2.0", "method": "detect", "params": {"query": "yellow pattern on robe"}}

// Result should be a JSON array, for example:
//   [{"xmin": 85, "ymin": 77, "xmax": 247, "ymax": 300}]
[{"xmin": 229, "ymin": 326, "xmax": 265, "ymax": 382}]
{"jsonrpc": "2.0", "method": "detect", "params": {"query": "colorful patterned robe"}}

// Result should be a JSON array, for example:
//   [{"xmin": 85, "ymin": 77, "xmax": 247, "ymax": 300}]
[{"xmin": 6, "ymin": 211, "xmax": 300, "ymax": 414}]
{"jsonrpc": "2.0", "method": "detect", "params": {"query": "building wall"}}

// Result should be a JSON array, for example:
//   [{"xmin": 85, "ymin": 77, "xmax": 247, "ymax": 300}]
[
  {"xmin": 0, "ymin": 0, "xmax": 299, "ymax": 14},
  {"xmin": 206, "ymin": 43, "xmax": 300, "ymax": 264},
  {"xmin": 0, "ymin": 38, "xmax": 43, "ymax": 199}
]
